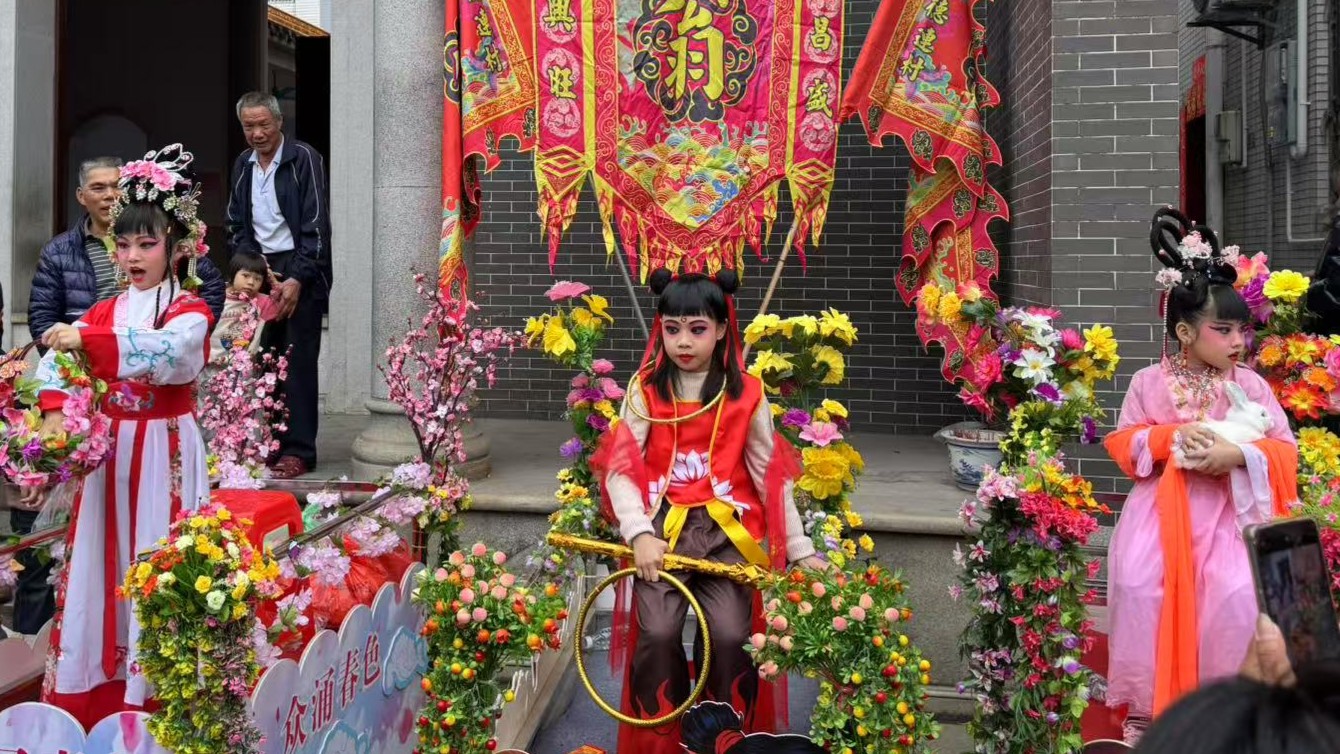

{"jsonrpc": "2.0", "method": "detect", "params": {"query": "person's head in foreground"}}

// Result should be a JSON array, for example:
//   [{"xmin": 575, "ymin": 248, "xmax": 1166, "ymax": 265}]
[{"xmin": 1137, "ymin": 615, "xmax": 1340, "ymax": 754}]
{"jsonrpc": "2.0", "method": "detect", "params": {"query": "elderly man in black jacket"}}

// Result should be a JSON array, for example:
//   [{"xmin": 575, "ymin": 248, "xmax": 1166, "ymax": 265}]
[
  {"xmin": 29, "ymin": 157, "xmax": 225, "ymax": 345},
  {"xmin": 226, "ymin": 92, "xmax": 332, "ymax": 479}
]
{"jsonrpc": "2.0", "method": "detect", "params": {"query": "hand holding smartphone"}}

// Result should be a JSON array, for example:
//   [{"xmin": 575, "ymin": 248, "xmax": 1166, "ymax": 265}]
[{"xmin": 1245, "ymin": 518, "xmax": 1340, "ymax": 667}]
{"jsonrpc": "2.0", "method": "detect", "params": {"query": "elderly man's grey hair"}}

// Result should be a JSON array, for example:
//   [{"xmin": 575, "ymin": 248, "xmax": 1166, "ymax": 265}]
[
  {"xmin": 236, "ymin": 91, "xmax": 283, "ymax": 122},
  {"xmin": 78, "ymin": 156, "xmax": 123, "ymax": 187}
]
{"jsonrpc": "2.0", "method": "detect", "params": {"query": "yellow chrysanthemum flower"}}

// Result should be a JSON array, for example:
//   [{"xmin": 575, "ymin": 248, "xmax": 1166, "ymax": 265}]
[
  {"xmin": 593, "ymin": 399, "xmax": 616, "ymax": 418},
  {"xmin": 1263, "ymin": 270, "xmax": 1309, "ymax": 302},
  {"xmin": 812, "ymin": 346, "xmax": 845, "ymax": 386},
  {"xmin": 231, "ymin": 603, "xmax": 249, "ymax": 621},
  {"xmin": 747, "ymin": 363, "xmax": 780, "ymax": 395},
  {"xmin": 821, "ymin": 399, "xmax": 849, "ymax": 419},
  {"xmin": 744, "ymin": 314, "xmax": 783, "ymax": 345},
  {"xmin": 858, "ymin": 534, "xmax": 875, "ymax": 552},
  {"xmin": 752, "ymin": 350, "xmax": 794, "ymax": 375},
  {"xmin": 780, "ymin": 315, "xmax": 819, "ymax": 339},
  {"xmin": 542, "ymin": 314, "xmax": 576, "ymax": 357},
  {"xmin": 1083, "ymin": 324, "xmax": 1119, "ymax": 364},
  {"xmin": 842, "ymin": 539, "xmax": 858, "ymax": 559},
  {"xmin": 844, "ymin": 510, "xmax": 864, "ymax": 528},
  {"xmin": 570, "ymin": 307, "xmax": 596, "ymax": 329},
  {"xmin": 937, "ymin": 291, "xmax": 963, "ymax": 324},
  {"xmin": 819, "ymin": 308, "xmax": 858, "ymax": 345},
  {"xmin": 917, "ymin": 284, "xmax": 942, "ymax": 322},
  {"xmin": 798, "ymin": 446, "xmax": 853, "ymax": 500},
  {"xmin": 582, "ymin": 294, "xmax": 613, "ymax": 322},
  {"xmin": 770, "ymin": 403, "xmax": 785, "ymax": 418},
  {"xmin": 834, "ymin": 442, "xmax": 866, "ymax": 474},
  {"xmin": 194, "ymin": 576, "xmax": 213, "ymax": 594}
]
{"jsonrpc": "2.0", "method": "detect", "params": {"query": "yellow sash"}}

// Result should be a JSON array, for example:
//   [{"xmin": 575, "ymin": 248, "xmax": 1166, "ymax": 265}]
[{"xmin": 662, "ymin": 499, "xmax": 771, "ymax": 569}]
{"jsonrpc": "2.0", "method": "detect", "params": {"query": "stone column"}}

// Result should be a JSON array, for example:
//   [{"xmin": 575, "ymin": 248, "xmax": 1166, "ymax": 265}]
[
  {"xmin": 0, "ymin": 2, "xmax": 56, "ymax": 350},
  {"xmin": 337, "ymin": 0, "xmax": 491, "ymax": 480}
]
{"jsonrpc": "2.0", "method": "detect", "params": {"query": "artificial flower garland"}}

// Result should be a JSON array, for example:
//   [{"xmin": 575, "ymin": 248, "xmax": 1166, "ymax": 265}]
[
  {"xmin": 122, "ymin": 504, "xmax": 285, "ymax": 754},
  {"xmin": 412, "ymin": 543, "xmax": 570, "ymax": 754}
]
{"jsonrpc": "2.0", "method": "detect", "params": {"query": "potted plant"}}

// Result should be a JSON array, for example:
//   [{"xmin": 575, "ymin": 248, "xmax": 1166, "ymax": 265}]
[{"xmin": 917, "ymin": 284, "xmax": 1120, "ymax": 490}]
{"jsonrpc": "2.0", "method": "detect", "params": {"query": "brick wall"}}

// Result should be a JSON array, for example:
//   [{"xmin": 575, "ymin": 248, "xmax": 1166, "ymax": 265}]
[
  {"xmin": 1048, "ymin": 1, "xmax": 1183, "ymax": 490},
  {"xmin": 1217, "ymin": 0, "xmax": 1333, "ymax": 271},
  {"xmin": 986, "ymin": 0, "xmax": 1053, "ymax": 309},
  {"xmin": 469, "ymin": 0, "xmax": 971, "ymax": 435}
]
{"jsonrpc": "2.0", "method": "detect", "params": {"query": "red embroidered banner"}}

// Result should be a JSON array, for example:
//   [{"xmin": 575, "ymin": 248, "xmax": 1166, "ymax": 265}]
[
  {"xmin": 840, "ymin": 0, "xmax": 1007, "ymax": 383},
  {"xmin": 440, "ymin": 0, "xmax": 537, "ymax": 296},
  {"xmin": 534, "ymin": 0, "xmax": 844, "ymax": 279}
]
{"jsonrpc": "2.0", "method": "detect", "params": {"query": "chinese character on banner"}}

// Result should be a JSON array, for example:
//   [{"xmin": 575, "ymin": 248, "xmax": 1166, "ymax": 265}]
[
  {"xmin": 311, "ymin": 668, "xmax": 337, "ymax": 733},
  {"xmin": 339, "ymin": 649, "xmax": 362, "ymax": 709},
  {"xmin": 440, "ymin": 0, "xmax": 536, "ymax": 299},
  {"xmin": 840, "ymin": 0, "xmax": 1008, "ymax": 386},
  {"xmin": 535, "ymin": 0, "xmax": 844, "ymax": 279},
  {"xmin": 363, "ymin": 634, "xmax": 383, "ymax": 687},
  {"xmin": 284, "ymin": 696, "xmax": 310, "ymax": 754}
]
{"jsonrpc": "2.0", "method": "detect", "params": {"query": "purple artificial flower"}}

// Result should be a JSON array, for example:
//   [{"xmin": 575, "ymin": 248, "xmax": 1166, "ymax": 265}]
[
  {"xmin": 580, "ymin": 387, "xmax": 605, "ymax": 404},
  {"xmin": 1033, "ymin": 382, "xmax": 1062, "ymax": 404},
  {"xmin": 1062, "ymin": 635, "xmax": 1082, "ymax": 651},
  {"xmin": 1061, "ymin": 659, "xmax": 1082, "ymax": 675},
  {"xmin": 1046, "ymin": 712, "xmax": 1061, "ymax": 725},
  {"xmin": 1241, "ymin": 276, "xmax": 1273, "ymax": 323},
  {"xmin": 781, "ymin": 408, "xmax": 810, "ymax": 430},
  {"xmin": 1080, "ymin": 417, "xmax": 1098, "ymax": 444},
  {"xmin": 559, "ymin": 437, "xmax": 583, "ymax": 459},
  {"xmin": 22, "ymin": 439, "xmax": 43, "ymax": 463},
  {"xmin": 587, "ymin": 414, "xmax": 611, "ymax": 432}
]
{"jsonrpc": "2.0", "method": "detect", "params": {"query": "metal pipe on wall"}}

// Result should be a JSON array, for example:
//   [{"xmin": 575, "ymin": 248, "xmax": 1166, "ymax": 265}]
[
  {"xmin": 1290, "ymin": 0, "xmax": 1312, "ymax": 161},
  {"xmin": 1206, "ymin": 29, "xmax": 1226, "ymax": 232}
]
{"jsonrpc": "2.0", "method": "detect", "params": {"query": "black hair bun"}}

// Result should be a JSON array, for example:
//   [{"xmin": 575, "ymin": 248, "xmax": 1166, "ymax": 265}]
[
  {"xmin": 649, "ymin": 268, "xmax": 675, "ymax": 295},
  {"xmin": 715, "ymin": 269, "xmax": 740, "ymax": 295},
  {"xmin": 1207, "ymin": 261, "xmax": 1238, "ymax": 287},
  {"xmin": 1150, "ymin": 207, "xmax": 1192, "ymax": 270}
]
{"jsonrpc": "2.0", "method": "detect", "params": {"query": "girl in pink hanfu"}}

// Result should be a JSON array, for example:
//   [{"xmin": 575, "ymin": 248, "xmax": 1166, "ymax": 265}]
[
  {"xmin": 1103, "ymin": 209, "xmax": 1298, "ymax": 745},
  {"xmin": 32, "ymin": 145, "xmax": 216, "ymax": 729}
]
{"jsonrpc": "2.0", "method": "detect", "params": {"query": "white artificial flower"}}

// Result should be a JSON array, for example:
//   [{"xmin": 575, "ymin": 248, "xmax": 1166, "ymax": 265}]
[
  {"xmin": 1012, "ymin": 349, "xmax": 1056, "ymax": 385},
  {"xmin": 205, "ymin": 590, "xmax": 227, "ymax": 612}
]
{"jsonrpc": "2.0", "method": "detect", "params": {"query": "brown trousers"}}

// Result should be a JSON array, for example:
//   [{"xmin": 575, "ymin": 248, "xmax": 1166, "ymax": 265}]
[{"xmin": 619, "ymin": 506, "xmax": 759, "ymax": 754}]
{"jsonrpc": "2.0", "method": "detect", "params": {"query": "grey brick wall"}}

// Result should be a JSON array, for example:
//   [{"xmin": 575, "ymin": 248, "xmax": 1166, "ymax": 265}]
[
  {"xmin": 1215, "ymin": 0, "xmax": 1333, "ymax": 271},
  {"xmin": 469, "ymin": 0, "xmax": 971, "ymax": 435},
  {"xmin": 1049, "ymin": 1, "xmax": 1183, "ymax": 491},
  {"xmin": 987, "ymin": 0, "xmax": 1053, "ymax": 308}
]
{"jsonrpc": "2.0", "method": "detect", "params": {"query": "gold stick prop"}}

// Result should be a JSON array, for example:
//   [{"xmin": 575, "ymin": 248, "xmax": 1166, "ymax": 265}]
[
  {"xmin": 548, "ymin": 532, "xmax": 777, "ymax": 726},
  {"xmin": 546, "ymin": 532, "xmax": 771, "ymax": 586}
]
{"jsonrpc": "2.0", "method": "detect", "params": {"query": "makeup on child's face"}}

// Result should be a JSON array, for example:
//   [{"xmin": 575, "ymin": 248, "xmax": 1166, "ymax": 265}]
[
  {"xmin": 114, "ymin": 233, "xmax": 169, "ymax": 290},
  {"xmin": 661, "ymin": 315, "xmax": 725, "ymax": 374},
  {"xmin": 1190, "ymin": 319, "xmax": 1246, "ymax": 370},
  {"xmin": 233, "ymin": 270, "xmax": 265, "ymax": 295}
]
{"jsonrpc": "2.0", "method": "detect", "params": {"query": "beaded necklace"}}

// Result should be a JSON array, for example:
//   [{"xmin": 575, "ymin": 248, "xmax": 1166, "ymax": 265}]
[{"xmin": 1166, "ymin": 353, "xmax": 1226, "ymax": 421}]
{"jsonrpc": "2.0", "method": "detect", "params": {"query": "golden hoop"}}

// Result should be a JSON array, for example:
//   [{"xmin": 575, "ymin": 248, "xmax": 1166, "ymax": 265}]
[
  {"xmin": 624, "ymin": 374, "xmax": 726, "ymax": 425},
  {"xmin": 575, "ymin": 567, "xmax": 711, "ymax": 727}
]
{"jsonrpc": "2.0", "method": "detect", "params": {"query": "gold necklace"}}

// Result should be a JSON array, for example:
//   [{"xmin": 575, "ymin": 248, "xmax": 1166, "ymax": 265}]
[{"xmin": 624, "ymin": 373, "xmax": 726, "ymax": 424}]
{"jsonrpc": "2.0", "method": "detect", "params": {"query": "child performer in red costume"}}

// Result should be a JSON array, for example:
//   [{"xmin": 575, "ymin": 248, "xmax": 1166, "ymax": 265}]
[
  {"xmin": 32, "ymin": 144, "xmax": 215, "ymax": 728},
  {"xmin": 593, "ymin": 268, "xmax": 826, "ymax": 754}
]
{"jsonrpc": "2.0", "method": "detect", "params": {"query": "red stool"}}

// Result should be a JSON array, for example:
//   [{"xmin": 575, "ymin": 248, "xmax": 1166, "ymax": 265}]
[{"xmin": 212, "ymin": 489, "xmax": 304, "ymax": 553}]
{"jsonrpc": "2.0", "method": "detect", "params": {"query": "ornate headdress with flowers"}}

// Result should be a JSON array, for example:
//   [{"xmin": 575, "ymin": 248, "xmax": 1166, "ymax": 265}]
[
  {"xmin": 110, "ymin": 143, "xmax": 209, "ymax": 289},
  {"xmin": 1149, "ymin": 207, "xmax": 1242, "ymax": 357}
]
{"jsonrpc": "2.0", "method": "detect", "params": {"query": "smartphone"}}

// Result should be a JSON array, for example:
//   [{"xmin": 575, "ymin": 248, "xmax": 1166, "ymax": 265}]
[{"xmin": 1245, "ymin": 518, "xmax": 1340, "ymax": 666}]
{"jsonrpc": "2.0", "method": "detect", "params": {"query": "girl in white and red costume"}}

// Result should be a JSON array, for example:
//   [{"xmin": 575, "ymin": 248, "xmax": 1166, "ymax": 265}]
[{"xmin": 33, "ymin": 144, "xmax": 215, "ymax": 728}]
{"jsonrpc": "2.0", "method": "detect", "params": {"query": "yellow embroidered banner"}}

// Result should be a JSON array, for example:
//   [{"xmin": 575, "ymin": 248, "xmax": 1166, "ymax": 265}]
[{"xmin": 535, "ymin": 0, "xmax": 844, "ymax": 278}]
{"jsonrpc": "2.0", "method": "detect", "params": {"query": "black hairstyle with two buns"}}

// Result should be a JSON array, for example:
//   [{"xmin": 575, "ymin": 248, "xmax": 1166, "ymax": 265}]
[
  {"xmin": 1150, "ymin": 207, "xmax": 1250, "ymax": 341},
  {"xmin": 645, "ymin": 268, "xmax": 744, "ymax": 403}
]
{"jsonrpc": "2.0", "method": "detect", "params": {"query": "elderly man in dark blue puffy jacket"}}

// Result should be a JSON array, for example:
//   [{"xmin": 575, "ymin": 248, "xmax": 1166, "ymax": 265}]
[
  {"xmin": 28, "ymin": 156, "xmax": 226, "ymax": 345},
  {"xmin": 16, "ymin": 156, "xmax": 223, "ymax": 635}
]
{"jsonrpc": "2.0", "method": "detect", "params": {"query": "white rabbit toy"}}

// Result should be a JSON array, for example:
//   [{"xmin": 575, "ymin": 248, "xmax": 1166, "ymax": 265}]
[{"xmin": 1172, "ymin": 381, "xmax": 1273, "ymax": 468}]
